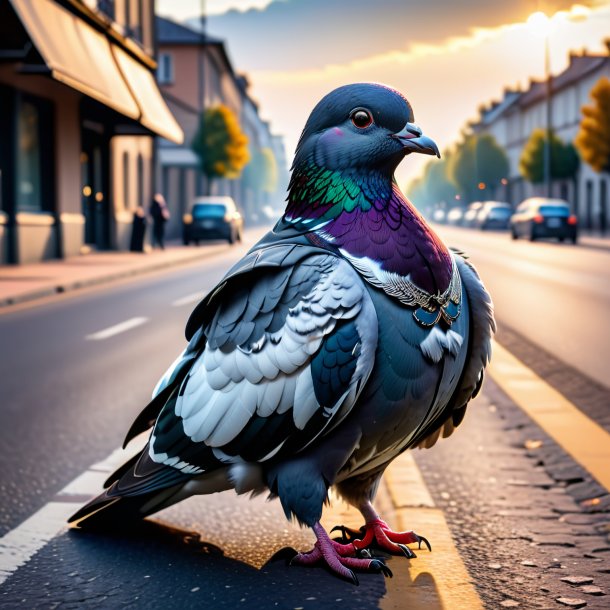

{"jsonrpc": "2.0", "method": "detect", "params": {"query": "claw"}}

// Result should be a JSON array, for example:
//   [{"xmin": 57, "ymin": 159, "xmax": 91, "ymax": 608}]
[
  {"xmin": 348, "ymin": 570, "xmax": 359, "ymax": 586},
  {"xmin": 418, "ymin": 535, "xmax": 432, "ymax": 552},
  {"xmin": 370, "ymin": 559, "xmax": 393, "ymax": 578},
  {"xmin": 398, "ymin": 543, "xmax": 416, "ymax": 559},
  {"xmin": 356, "ymin": 548, "xmax": 372, "ymax": 559},
  {"xmin": 330, "ymin": 524, "xmax": 365, "ymax": 543}
]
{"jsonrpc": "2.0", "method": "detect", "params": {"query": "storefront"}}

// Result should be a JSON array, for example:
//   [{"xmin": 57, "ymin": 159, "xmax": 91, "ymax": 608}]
[{"xmin": 0, "ymin": 0, "xmax": 183, "ymax": 264}]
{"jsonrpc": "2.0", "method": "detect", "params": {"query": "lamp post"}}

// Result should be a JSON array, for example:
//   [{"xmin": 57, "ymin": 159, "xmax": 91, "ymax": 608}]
[
  {"xmin": 198, "ymin": 0, "xmax": 207, "ymax": 194},
  {"xmin": 543, "ymin": 31, "xmax": 553, "ymax": 198},
  {"xmin": 527, "ymin": 10, "xmax": 553, "ymax": 198}
]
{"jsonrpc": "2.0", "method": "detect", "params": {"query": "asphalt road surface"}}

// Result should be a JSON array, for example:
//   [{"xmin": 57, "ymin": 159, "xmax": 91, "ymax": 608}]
[
  {"xmin": 0, "ymin": 225, "xmax": 609, "ymax": 609},
  {"xmin": 433, "ymin": 224, "xmax": 610, "ymax": 390}
]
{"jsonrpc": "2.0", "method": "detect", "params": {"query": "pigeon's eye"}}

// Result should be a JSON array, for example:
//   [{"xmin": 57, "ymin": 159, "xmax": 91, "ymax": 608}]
[{"xmin": 350, "ymin": 109, "xmax": 373, "ymax": 129}]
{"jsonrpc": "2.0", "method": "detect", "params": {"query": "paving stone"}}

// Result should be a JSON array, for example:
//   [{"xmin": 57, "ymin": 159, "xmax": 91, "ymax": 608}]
[
  {"xmin": 546, "ymin": 462, "xmax": 587, "ymax": 483},
  {"xmin": 567, "ymin": 482, "xmax": 608, "ymax": 503},
  {"xmin": 560, "ymin": 514, "xmax": 609, "ymax": 526},
  {"xmin": 579, "ymin": 585, "xmax": 605, "ymax": 596},
  {"xmin": 412, "ymin": 379, "xmax": 610, "ymax": 610},
  {"xmin": 534, "ymin": 535, "xmax": 576, "ymax": 547},
  {"xmin": 576, "ymin": 540, "xmax": 610, "ymax": 555},
  {"xmin": 581, "ymin": 496, "xmax": 610, "ymax": 514},
  {"xmin": 561, "ymin": 576, "xmax": 594, "ymax": 585},
  {"xmin": 556, "ymin": 597, "xmax": 587, "ymax": 607}
]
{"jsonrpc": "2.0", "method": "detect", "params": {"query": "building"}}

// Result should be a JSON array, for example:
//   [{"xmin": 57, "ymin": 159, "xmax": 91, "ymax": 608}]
[
  {"xmin": 471, "ymin": 42, "xmax": 610, "ymax": 231},
  {"xmin": 156, "ymin": 16, "xmax": 287, "ymax": 237},
  {"xmin": 0, "ymin": 0, "xmax": 183, "ymax": 264}
]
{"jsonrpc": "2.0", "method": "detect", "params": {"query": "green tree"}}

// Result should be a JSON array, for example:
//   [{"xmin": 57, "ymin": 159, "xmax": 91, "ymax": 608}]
[
  {"xmin": 244, "ymin": 147, "xmax": 279, "ymax": 194},
  {"xmin": 449, "ymin": 134, "xmax": 509, "ymax": 202},
  {"xmin": 260, "ymin": 147, "xmax": 278, "ymax": 193},
  {"xmin": 404, "ymin": 176, "xmax": 428, "ymax": 207},
  {"xmin": 424, "ymin": 154, "xmax": 458, "ymax": 205},
  {"xmin": 575, "ymin": 77, "xmax": 610, "ymax": 173},
  {"xmin": 520, "ymin": 129, "xmax": 580, "ymax": 184},
  {"xmin": 192, "ymin": 105, "xmax": 250, "ymax": 194}
]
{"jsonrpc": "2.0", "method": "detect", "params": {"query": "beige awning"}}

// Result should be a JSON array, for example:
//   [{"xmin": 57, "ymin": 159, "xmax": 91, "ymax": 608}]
[
  {"xmin": 10, "ymin": 0, "xmax": 139, "ymax": 119},
  {"xmin": 10, "ymin": 0, "xmax": 184, "ymax": 144},
  {"xmin": 113, "ymin": 46, "xmax": 184, "ymax": 144}
]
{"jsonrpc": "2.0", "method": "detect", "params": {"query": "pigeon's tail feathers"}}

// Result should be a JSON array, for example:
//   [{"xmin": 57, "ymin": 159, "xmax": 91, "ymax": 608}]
[
  {"xmin": 69, "ymin": 447, "xmax": 191, "ymax": 529},
  {"xmin": 103, "ymin": 452, "xmax": 140, "ymax": 489},
  {"xmin": 68, "ymin": 484, "xmax": 183, "ymax": 530}
]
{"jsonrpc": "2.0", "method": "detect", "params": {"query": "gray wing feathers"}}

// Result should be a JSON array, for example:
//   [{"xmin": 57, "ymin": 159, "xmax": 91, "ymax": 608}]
[{"xmin": 160, "ymin": 255, "xmax": 376, "ymax": 459}]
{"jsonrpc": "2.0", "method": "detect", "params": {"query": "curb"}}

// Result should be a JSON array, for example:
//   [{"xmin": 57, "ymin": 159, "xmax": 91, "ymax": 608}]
[{"xmin": 0, "ymin": 243, "xmax": 229, "ymax": 310}]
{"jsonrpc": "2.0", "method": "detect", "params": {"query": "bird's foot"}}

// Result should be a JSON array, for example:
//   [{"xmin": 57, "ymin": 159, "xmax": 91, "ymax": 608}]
[
  {"xmin": 331, "ymin": 518, "xmax": 431, "ymax": 558},
  {"xmin": 290, "ymin": 523, "xmax": 392, "ymax": 584}
]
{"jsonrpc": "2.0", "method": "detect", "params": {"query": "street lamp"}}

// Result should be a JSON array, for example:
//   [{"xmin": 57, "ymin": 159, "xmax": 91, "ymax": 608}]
[
  {"xmin": 198, "ymin": 0, "xmax": 207, "ymax": 195},
  {"xmin": 527, "ymin": 11, "xmax": 553, "ymax": 197}
]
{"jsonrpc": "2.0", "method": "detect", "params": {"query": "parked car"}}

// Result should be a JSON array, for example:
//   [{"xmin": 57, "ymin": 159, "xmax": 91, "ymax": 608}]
[
  {"xmin": 446, "ymin": 207, "xmax": 465, "ymax": 226},
  {"xmin": 183, "ymin": 196, "xmax": 243, "ymax": 245},
  {"xmin": 432, "ymin": 208, "xmax": 446, "ymax": 223},
  {"xmin": 510, "ymin": 198, "xmax": 577, "ymax": 243},
  {"xmin": 463, "ymin": 202, "xmax": 483, "ymax": 227},
  {"xmin": 477, "ymin": 201, "xmax": 512, "ymax": 230}
]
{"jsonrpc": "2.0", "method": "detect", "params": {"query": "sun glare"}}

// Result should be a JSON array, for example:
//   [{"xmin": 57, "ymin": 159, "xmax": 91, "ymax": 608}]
[{"xmin": 527, "ymin": 10, "xmax": 551, "ymax": 36}]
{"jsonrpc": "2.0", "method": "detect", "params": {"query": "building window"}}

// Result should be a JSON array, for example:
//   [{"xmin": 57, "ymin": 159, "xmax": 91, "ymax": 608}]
[
  {"xmin": 122, "ymin": 151, "xmax": 129, "ymax": 208},
  {"xmin": 157, "ymin": 53, "xmax": 174, "ymax": 85},
  {"xmin": 97, "ymin": 0, "xmax": 115, "ymax": 20},
  {"xmin": 137, "ymin": 153, "xmax": 144, "ymax": 207},
  {"xmin": 15, "ymin": 95, "xmax": 53, "ymax": 212}
]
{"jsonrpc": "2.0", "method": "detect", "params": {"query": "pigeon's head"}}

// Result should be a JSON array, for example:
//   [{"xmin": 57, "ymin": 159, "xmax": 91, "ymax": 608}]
[{"xmin": 292, "ymin": 83, "xmax": 440, "ymax": 174}]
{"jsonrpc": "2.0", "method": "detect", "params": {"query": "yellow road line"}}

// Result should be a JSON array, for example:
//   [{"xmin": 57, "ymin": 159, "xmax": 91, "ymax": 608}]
[
  {"xmin": 489, "ymin": 339, "xmax": 610, "ymax": 492},
  {"xmin": 323, "ymin": 452, "xmax": 484, "ymax": 610}
]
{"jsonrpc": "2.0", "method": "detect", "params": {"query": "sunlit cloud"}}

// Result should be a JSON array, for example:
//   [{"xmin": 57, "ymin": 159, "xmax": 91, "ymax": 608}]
[
  {"xmin": 244, "ymin": 2, "xmax": 610, "ymax": 185},
  {"xmin": 157, "ymin": 0, "xmax": 274, "ymax": 20},
  {"xmin": 251, "ymin": 4, "xmax": 601, "ymax": 85}
]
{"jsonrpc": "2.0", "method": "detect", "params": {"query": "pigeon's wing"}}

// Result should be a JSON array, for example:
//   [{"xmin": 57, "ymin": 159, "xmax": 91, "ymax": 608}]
[
  {"xmin": 416, "ymin": 252, "xmax": 495, "ymax": 449},
  {"xmin": 147, "ymin": 252, "xmax": 378, "ymax": 477}
]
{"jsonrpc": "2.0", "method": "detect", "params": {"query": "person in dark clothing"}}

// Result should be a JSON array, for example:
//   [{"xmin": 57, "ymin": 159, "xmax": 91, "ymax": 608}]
[{"xmin": 150, "ymin": 194, "xmax": 170, "ymax": 249}]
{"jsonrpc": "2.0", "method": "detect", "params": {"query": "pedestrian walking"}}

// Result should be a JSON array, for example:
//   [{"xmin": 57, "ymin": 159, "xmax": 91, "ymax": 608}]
[{"xmin": 150, "ymin": 194, "xmax": 170, "ymax": 250}]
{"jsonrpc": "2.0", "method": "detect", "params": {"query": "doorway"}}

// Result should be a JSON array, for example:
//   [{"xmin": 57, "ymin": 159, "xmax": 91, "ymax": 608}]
[{"xmin": 81, "ymin": 125, "xmax": 110, "ymax": 249}]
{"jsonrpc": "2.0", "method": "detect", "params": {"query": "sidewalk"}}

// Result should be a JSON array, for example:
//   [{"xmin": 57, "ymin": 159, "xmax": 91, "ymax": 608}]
[
  {"xmin": 0, "ymin": 240, "xmax": 231, "ymax": 309},
  {"xmin": 580, "ymin": 231, "xmax": 610, "ymax": 250}
]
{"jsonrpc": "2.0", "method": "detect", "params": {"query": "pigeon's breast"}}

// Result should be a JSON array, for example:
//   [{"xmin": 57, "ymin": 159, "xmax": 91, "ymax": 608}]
[{"xmin": 318, "ymin": 190, "xmax": 454, "ymax": 297}]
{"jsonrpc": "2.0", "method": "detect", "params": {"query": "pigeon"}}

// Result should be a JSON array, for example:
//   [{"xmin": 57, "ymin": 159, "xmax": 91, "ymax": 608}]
[{"xmin": 69, "ymin": 83, "xmax": 494, "ymax": 584}]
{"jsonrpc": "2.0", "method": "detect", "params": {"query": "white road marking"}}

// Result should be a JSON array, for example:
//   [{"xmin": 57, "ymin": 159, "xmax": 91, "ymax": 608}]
[
  {"xmin": 0, "ymin": 440, "xmax": 146, "ymax": 586},
  {"xmin": 86, "ymin": 317, "xmax": 148, "ymax": 341},
  {"xmin": 171, "ymin": 291, "xmax": 205, "ymax": 307}
]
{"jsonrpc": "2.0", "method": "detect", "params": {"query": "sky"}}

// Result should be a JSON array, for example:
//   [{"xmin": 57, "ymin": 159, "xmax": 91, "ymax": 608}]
[{"xmin": 156, "ymin": 1, "xmax": 610, "ymax": 186}]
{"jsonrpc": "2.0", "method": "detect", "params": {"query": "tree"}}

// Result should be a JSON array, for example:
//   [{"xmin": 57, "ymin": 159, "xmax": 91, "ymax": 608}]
[
  {"xmin": 575, "ymin": 77, "xmax": 610, "ymax": 173},
  {"xmin": 244, "ymin": 147, "xmax": 279, "ymax": 193},
  {"xmin": 404, "ymin": 176, "xmax": 428, "ymax": 207},
  {"xmin": 192, "ymin": 105, "xmax": 250, "ymax": 194},
  {"xmin": 260, "ymin": 147, "xmax": 279, "ymax": 194},
  {"xmin": 449, "ymin": 134, "xmax": 509, "ymax": 202},
  {"xmin": 520, "ymin": 129, "xmax": 580, "ymax": 184},
  {"xmin": 424, "ymin": 153, "xmax": 458, "ymax": 205}
]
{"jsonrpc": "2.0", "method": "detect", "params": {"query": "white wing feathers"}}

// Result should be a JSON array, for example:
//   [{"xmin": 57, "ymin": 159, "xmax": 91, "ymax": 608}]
[{"xmin": 163, "ymin": 257, "xmax": 377, "ymax": 454}]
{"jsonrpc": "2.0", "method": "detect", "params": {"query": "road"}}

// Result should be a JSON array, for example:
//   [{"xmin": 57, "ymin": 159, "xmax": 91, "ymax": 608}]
[
  {"xmin": 0, "ymin": 226, "xmax": 609, "ymax": 608},
  {"xmin": 432, "ymin": 225, "xmax": 610, "ymax": 390}
]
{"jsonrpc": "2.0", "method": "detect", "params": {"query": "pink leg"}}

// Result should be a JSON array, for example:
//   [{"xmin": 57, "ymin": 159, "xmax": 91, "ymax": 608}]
[{"xmin": 290, "ymin": 522, "xmax": 393, "ymax": 584}]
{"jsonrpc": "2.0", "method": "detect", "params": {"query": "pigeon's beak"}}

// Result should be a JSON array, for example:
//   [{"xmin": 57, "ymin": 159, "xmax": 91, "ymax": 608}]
[{"xmin": 392, "ymin": 122, "xmax": 440, "ymax": 158}]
